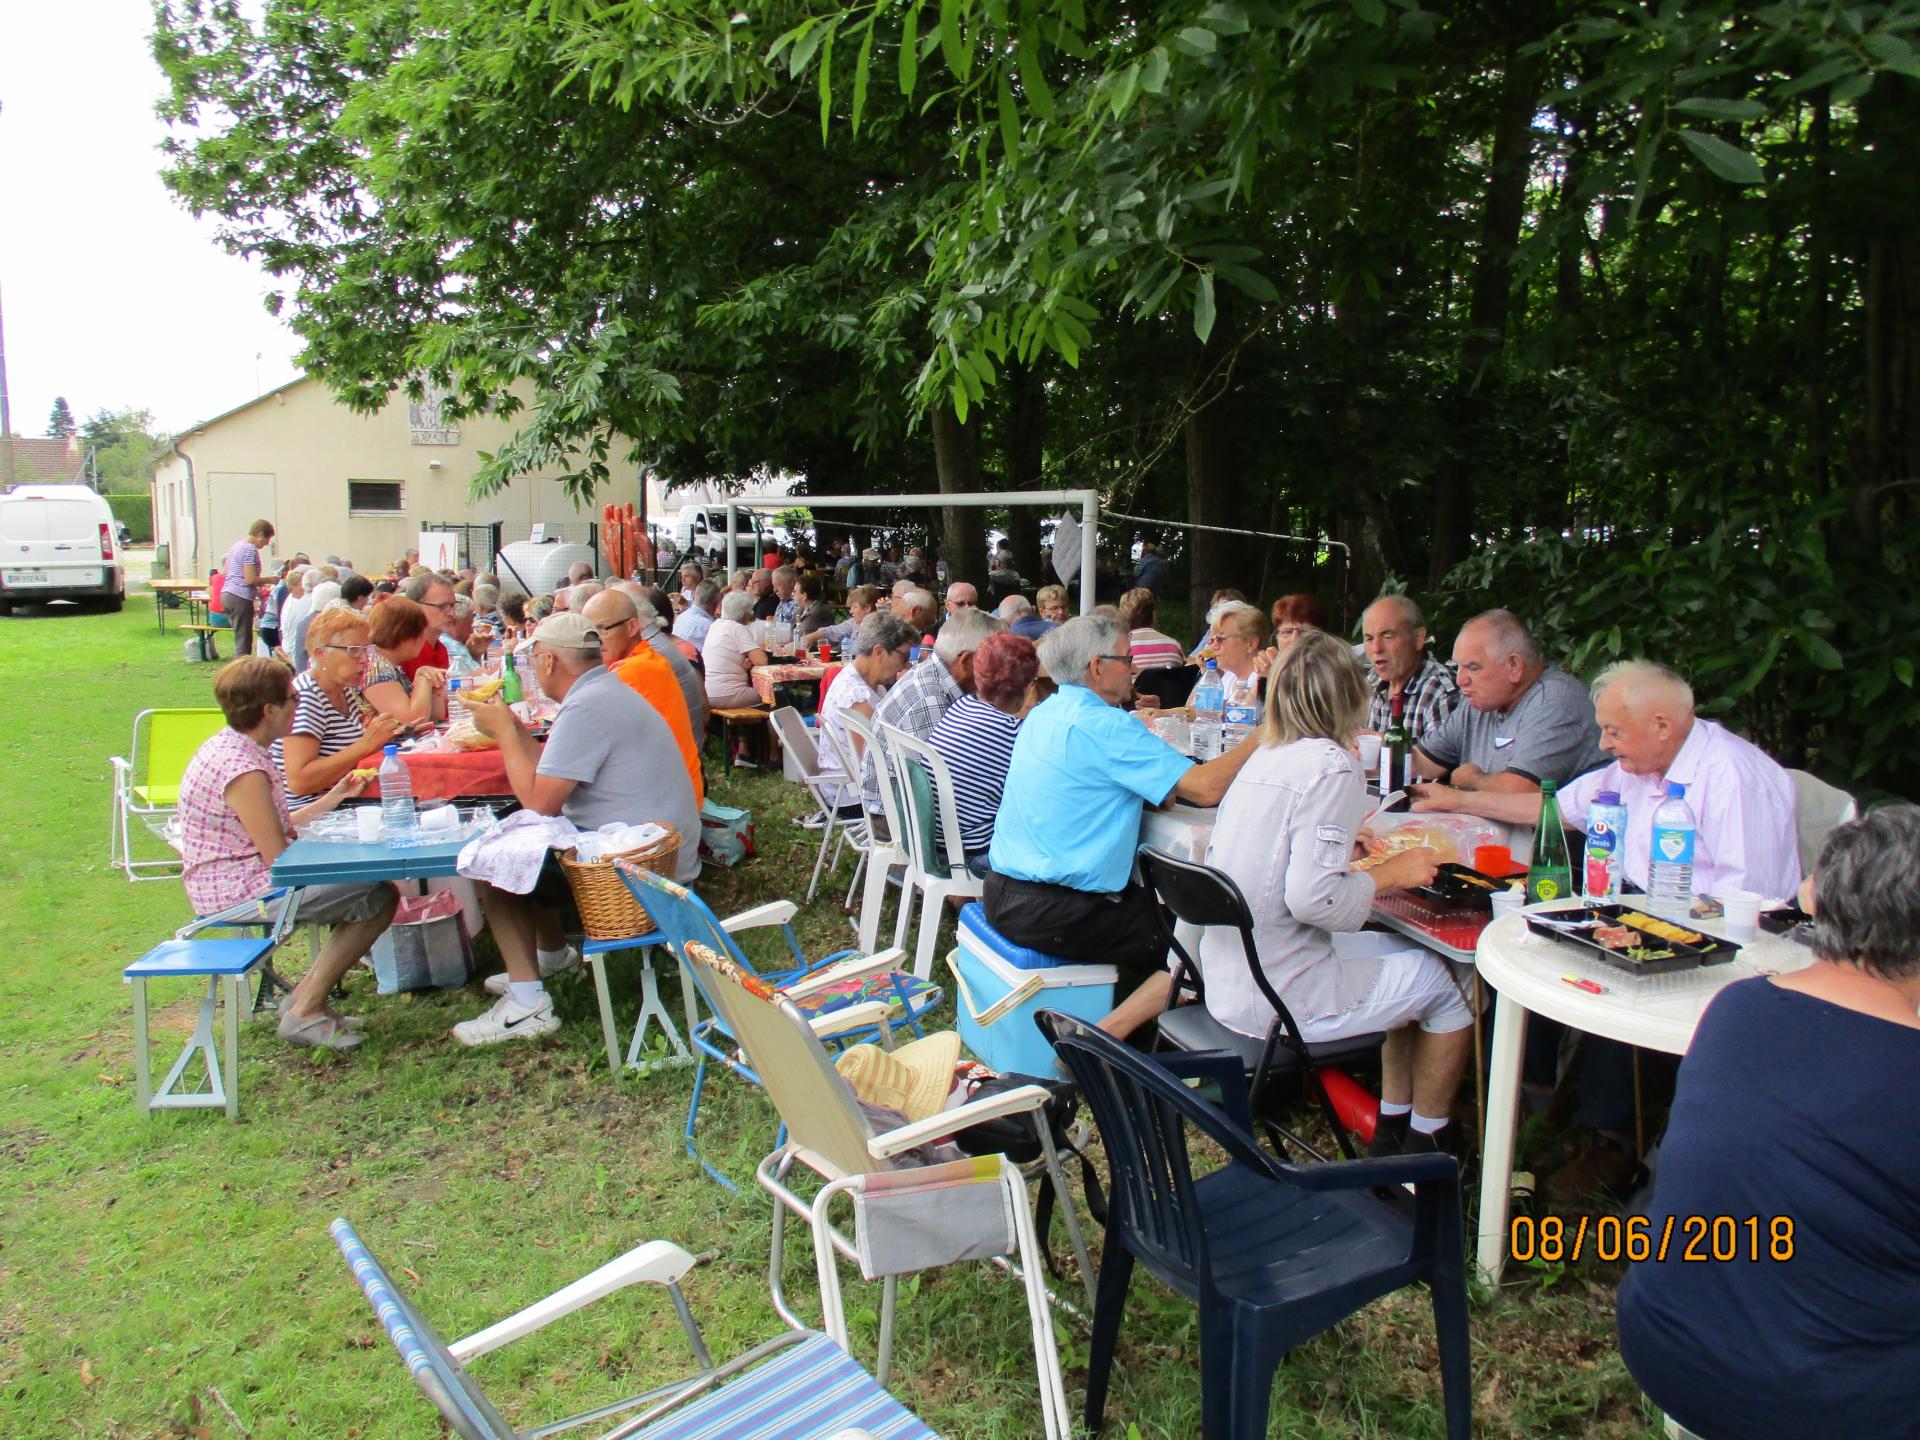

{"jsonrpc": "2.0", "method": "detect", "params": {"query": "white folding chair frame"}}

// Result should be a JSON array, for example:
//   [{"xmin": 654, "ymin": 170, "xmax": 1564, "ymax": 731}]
[
  {"xmin": 879, "ymin": 724, "xmax": 987, "ymax": 980},
  {"xmin": 770, "ymin": 706, "xmax": 871, "ymax": 904},
  {"xmin": 832, "ymin": 710, "xmax": 908, "ymax": 948}
]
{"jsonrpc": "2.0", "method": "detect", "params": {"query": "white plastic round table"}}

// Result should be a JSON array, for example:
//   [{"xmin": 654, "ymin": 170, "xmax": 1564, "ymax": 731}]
[{"xmin": 1473, "ymin": 905, "xmax": 1813, "ymax": 1283}]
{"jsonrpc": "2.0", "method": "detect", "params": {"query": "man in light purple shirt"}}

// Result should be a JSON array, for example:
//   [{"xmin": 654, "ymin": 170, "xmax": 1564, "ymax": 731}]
[
  {"xmin": 1557, "ymin": 661, "xmax": 1800, "ymax": 902},
  {"xmin": 1416, "ymin": 659, "xmax": 1803, "ymax": 1198}
]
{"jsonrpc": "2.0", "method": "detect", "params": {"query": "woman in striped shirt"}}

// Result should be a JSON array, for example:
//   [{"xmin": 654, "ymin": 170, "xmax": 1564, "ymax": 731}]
[
  {"xmin": 274, "ymin": 607, "xmax": 406, "ymax": 806},
  {"xmin": 927, "ymin": 631, "xmax": 1045, "ymax": 875},
  {"xmin": 1119, "ymin": 588, "xmax": 1185, "ymax": 676}
]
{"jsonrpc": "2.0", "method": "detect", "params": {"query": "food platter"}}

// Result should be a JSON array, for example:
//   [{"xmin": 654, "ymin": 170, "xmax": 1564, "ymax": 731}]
[
  {"xmin": 1523, "ymin": 903, "xmax": 1742, "ymax": 976},
  {"xmin": 1410, "ymin": 863, "xmax": 1510, "ymax": 911}
]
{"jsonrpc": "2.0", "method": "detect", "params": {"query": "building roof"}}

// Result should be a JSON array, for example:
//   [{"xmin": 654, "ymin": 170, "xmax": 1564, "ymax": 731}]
[{"xmin": 1, "ymin": 435, "xmax": 84, "ymax": 485}]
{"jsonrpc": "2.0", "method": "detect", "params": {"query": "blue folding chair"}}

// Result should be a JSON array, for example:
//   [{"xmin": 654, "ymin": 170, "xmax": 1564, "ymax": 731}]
[
  {"xmin": 331, "ymin": 1215, "xmax": 940, "ymax": 1440},
  {"xmin": 619, "ymin": 863, "xmax": 943, "ymax": 1190},
  {"xmin": 1039, "ymin": 1010, "xmax": 1473, "ymax": 1440}
]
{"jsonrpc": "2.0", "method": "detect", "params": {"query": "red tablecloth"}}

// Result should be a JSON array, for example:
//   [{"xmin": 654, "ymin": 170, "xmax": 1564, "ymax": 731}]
[
  {"xmin": 362, "ymin": 747, "xmax": 513, "ymax": 802},
  {"xmin": 750, "ymin": 662, "xmax": 834, "ymax": 708}
]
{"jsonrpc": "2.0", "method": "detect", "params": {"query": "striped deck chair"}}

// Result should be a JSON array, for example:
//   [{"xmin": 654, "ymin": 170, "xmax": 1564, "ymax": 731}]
[{"xmin": 330, "ymin": 1216, "xmax": 938, "ymax": 1440}]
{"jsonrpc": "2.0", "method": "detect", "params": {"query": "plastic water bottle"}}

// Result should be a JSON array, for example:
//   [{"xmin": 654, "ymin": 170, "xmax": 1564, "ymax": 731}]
[
  {"xmin": 1220, "ymin": 672, "xmax": 1260, "ymax": 749},
  {"xmin": 1647, "ymin": 781, "xmax": 1697, "ymax": 918},
  {"xmin": 445, "ymin": 675, "xmax": 467, "ymax": 728},
  {"xmin": 378, "ymin": 744, "xmax": 420, "ymax": 848},
  {"xmin": 1191, "ymin": 660, "xmax": 1225, "ymax": 761},
  {"xmin": 1583, "ymin": 789, "xmax": 1629, "ymax": 904}
]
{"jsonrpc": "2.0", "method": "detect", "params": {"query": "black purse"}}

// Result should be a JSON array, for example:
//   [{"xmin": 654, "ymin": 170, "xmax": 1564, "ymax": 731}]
[{"xmin": 950, "ymin": 1071, "xmax": 1107, "ymax": 1276}]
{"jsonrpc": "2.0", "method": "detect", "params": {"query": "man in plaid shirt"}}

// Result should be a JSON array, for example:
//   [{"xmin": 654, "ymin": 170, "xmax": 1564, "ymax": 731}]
[
  {"xmin": 1362, "ymin": 595, "xmax": 1459, "ymax": 742},
  {"xmin": 863, "ymin": 608, "xmax": 1006, "ymax": 811}
]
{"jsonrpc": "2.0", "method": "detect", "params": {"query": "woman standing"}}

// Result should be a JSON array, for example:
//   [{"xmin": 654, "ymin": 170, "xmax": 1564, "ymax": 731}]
[
  {"xmin": 178, "ymin": 656, "xmax": 398, "ymax": 1051},
  {"xmin": 275, "ymin": 607, "xmax": 406, "ymax": 806},
  {"xmin": 221, "ymin": 519, "xmax": 275, "ymax": 658}
]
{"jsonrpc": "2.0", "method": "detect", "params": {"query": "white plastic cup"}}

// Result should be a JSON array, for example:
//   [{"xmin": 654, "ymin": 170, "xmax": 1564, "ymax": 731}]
[
  {"xmin": 354, "ymin": 807, "xmax": 383, "ymax": 844},
  {"xmin": 1721, "ymin": 889, "xmax": 1763, "ymax": 940},
  {"xmin": 1357, "ymin": 734, "xmax": 1382, "ymax": 772},
  {"xmin": 1490, "ymin": 887, "xmax": 1525, "ymax": 921},
  {"xmin": 419, "ymin": 804, "xmax": 457, "ymax": 833}
]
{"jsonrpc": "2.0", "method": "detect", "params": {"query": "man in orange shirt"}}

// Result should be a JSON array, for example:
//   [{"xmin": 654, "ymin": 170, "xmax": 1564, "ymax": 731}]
[{"xmin": 580, "ymin": 589, "xmax": 704, "ymax": 805}]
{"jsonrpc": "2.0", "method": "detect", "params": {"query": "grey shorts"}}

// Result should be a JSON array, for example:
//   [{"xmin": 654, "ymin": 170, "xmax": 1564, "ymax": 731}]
[{"xmin": 291, "ymin": 882, "xmax": 395, "ymax": 925}]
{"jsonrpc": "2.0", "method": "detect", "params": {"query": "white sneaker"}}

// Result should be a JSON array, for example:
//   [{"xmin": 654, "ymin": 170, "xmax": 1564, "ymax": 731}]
[
  {"xmin": 452, "ymin": 995, "xmax": 559, "ymax": 1046},
  {"xmin": 482, "ymin": 945, "xmax": 581, "ymax": 996}
]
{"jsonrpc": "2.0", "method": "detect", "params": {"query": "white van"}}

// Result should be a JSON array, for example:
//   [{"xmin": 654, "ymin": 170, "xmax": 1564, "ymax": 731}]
[
  {"xmin": 667, "ymin": 504, "xmax": 774, "ymax": 569},
  {"xmin": 0, "ymin": 484, "xmax": 126, "ymax": 614}
]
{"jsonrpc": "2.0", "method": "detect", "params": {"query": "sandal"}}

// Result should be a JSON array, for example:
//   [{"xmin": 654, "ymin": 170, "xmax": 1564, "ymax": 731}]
[{"xmin": 277, "ymin": 1010, "xmax": 364, "ymax": 1051}]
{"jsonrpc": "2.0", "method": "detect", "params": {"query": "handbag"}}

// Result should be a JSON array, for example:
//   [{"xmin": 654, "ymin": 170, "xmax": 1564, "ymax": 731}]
[
  {"xmin": 697, "ymin": 799, "xmax": 756, "ymax": 867},
  {"xmin": 949, "ymin": 1068, "xmax": 1105, "ymax": 1275}
]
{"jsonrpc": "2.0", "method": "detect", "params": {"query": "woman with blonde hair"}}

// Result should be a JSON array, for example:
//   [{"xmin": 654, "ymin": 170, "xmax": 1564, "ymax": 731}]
[
  {"xmin": 276, "ymin": 606, "xmax": 406, "ymax": 807},
  {"xmin": 1196, "ymin": 628, "xmax": 1475, "ymax": 1155}
]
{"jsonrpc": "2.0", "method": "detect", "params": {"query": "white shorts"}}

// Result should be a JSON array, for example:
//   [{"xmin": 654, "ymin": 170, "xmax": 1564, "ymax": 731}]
[{"xmin": 1300, "ymin": 932, "xmax": 1474, "ymax": 1043}]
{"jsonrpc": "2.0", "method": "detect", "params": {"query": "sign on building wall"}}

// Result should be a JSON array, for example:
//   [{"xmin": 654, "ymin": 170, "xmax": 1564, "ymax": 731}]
[
  {"xmin": 418, "ymin": 531, "xmax": 459, "ymax": 571},
  {"xmin": 408, "ymin": 388, "xmax": 460, "ymax": 446}
]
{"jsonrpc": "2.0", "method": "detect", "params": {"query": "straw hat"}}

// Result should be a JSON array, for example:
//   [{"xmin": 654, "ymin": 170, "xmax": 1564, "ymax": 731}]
[{"xmin": 836, "ymin": 1031, "xmax": 963, "ymax": 1122}]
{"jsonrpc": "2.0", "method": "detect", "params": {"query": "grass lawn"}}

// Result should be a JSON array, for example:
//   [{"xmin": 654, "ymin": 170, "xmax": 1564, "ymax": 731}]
[{"xmin": 0, "ymin": 587, "xmax": 1659, "ymax": 1438}]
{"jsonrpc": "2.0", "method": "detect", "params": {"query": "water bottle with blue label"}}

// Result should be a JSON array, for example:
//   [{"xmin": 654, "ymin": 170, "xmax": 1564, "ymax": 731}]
[
  {"xmin": 1191, "ymin": 660, "xmax": 1225, "ymax": 761},
  {"xmin": 1583, "ymin": 789, "xmax": 1628, "ymax": 903},
  {"xmin": 1221, "ymin": 673, "xmax": 1260, "ymax": 749},
  {"xmin": 1647, "ymin": 780, "xmax": 1697, "ymax": 918}
]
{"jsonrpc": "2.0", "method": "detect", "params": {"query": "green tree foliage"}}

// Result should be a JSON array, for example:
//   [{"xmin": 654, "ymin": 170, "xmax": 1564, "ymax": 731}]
[
  {"xmin": 45, "ymin": 396, "xmax": 75, "ymax": 438},
  {"xmin": 153, "ymin": 0, "xmax": 1920, "ymax": 793},
  {"xmin": 81, "ymin": 408, "xmax": 164, "ymax": 495}
]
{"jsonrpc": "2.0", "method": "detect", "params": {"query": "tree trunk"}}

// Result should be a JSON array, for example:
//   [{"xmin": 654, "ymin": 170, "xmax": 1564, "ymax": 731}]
[
  {"xmin": 931, "ymin": 403, "xmax": 981, "ymax": 589},
  {"xmin": 1002, "ymin": 359, "xmax": 1046, "ymax": 586},
  {"xmin": 1428, "ymin": 43, "xmax": 1543, "ymax": 586},
  {"xmin": 1183, "ymin": 395, "xmax": 1241, "ymax": 631},
  {"xmin": 1854, "ymin": 74, "xmax": 1920, "ymax": 562}
]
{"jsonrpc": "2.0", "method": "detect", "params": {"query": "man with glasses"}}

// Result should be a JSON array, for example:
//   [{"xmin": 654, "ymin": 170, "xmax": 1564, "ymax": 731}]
[
  {"xmin": 580, "ymin": 589, "xmax": 703, "ymax": 804},
  {"xmin": 399, "ymin": 572, "xmax": 456, "ymax": 685},
  {"xmin": 458, "ymin": 612, "xmax": 701, "ymax": 1046},
  {"xmin": 983, "ymin": 614, "xmax": 1257, "ymax": 1026}
]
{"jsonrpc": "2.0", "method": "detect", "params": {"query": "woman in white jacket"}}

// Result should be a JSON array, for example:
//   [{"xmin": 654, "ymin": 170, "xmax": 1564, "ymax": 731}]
[{"xmin": 1199, "ymin": 628, "xmax": 1475, "ymax": 1156}]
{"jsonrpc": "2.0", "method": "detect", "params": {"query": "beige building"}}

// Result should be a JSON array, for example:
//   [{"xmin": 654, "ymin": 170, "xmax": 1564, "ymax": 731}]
[{"xmin": 150, "ymin": 376, "xmax": 655, "ymax": 578}]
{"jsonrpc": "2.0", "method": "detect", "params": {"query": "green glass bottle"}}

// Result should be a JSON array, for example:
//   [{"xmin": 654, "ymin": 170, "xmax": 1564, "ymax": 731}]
[
  {"xmin": 501, "ymin": 650, "xmax": 525, "ymax": 706},
  {"xmin": 1527, "ymin": 780, "xmax": 1573, "ymax": 904}
]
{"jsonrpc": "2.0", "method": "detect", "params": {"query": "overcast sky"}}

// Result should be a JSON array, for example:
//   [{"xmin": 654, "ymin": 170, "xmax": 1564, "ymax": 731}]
[{"xmin": 1, "ymin": 0, "xmax": 303, "ymax": 438}]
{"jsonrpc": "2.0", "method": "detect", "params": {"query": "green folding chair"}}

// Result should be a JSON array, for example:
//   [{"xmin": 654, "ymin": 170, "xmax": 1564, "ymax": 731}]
[{"xmin": 109, "ymin": 708, "xmax": 226, "ymax": 881}]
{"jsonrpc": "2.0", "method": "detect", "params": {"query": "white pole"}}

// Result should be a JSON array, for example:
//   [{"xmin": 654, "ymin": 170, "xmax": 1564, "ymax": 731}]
[
  {"xmin": 1079, "ymin": 493, "xmax": 1098, "ymax": 616},
  {"xmin": 725, "ymin": 501, "xmax": 737, "ymax": 577}
]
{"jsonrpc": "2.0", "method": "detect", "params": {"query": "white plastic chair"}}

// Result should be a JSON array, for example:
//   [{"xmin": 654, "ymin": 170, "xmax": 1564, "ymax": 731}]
[
  {"xmin": 770, "ymin": 706, "xmax": 870, "ymax": 904},
  {"xmin": 1788, "ymin": 767, "xmax": 1857, "ymax": 877},
  {"xmin": 835, "ymin": 709, "xmax": 911, "ymax": 950},
  {"xmin": 880, "ymin": 724, "xmax": 987, "ymax": 980},
  {"xmin": 680, "ymin": 938, "xmax": 1077, "ymax": 1437}
]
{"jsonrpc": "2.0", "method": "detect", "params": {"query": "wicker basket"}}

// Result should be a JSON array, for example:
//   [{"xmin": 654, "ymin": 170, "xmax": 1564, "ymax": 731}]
[{"xmin": 554, "ymin": 824, "xmax": 682, "ymax": 940}]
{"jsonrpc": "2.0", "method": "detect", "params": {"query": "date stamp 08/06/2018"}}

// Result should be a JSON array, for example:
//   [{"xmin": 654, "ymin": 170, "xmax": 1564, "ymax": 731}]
[{"xmin": 1510, "ymin": 1214, "xmax": 1796, "ymax": 1265}]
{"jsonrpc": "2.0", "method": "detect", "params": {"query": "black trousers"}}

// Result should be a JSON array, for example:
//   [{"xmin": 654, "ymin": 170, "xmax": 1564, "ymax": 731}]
[{"xmin": 981, "ymin": 871, "xmax": 1165, "ymax": 994}]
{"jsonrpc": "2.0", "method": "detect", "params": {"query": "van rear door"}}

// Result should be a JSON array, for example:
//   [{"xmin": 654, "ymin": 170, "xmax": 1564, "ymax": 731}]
[{"xmin": 0, "ymin": 495, "xmax": 106, "ymax": 592}]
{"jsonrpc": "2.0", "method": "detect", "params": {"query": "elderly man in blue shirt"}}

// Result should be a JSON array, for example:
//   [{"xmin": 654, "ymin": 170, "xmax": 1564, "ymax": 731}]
[{"xmin": 984, "ymin": 613, "xmax": 1257, "ymax": 1036}]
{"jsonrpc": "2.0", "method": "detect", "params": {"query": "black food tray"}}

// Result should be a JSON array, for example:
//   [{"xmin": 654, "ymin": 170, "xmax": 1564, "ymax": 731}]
[
  {"xmin": 1760, "ymin": 905, "xmax": 1815, "ymax": 947},
  {"xmin": 1523, "ymin": 903, "xmax": 1742, "ymax": 976},
  {"xmin": 1412, "ymin": 863, "xmax": 1511, "ymax": 911}
]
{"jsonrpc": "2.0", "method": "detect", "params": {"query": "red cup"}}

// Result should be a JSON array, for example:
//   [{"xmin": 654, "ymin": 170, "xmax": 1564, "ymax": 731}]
[
  {"xmin": 1475, "ymin": 844, "xmax": 1515, "ymax": 877},
  {"xmin": 818, "ymin": 641, "xmax": 831, "ymax": 663}
]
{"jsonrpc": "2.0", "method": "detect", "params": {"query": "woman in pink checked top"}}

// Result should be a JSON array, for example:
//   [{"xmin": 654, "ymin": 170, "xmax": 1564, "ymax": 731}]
[{"xmin": 176, "ymin": 657, "xmax": 397, "ymax": 1053}]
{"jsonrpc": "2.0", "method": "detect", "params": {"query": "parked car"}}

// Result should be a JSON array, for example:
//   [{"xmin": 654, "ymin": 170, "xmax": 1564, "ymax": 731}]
[{"xmin": 0, "ymin": 484, "xmax": 126, "ymax": 614}]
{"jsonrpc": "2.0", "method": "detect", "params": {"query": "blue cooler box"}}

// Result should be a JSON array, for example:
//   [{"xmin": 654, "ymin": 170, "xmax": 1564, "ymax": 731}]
[{"xmin": 948, "ymin": 920, "xmax": 1116, "ymax": 1077}]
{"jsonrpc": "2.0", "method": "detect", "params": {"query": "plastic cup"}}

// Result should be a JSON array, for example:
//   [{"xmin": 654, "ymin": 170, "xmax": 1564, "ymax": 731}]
[
  {"xmin": 1475, "ymin": 844, "xmax": 1515, "ymax": 877},
  {"xmin": 1489, "ymin": 887, "xmax": 1525, "ymax": 921},
  {"xmin": 354, "ymin": 807, "xmax": 383, "ymax": 844},
  {"xmin": 1357, "ymin": 734, "xmax": 1382, "ymax": 771},
  {"xmin": 1721, "ymin": 889, "xmax": 1763, "ymax": 940}
]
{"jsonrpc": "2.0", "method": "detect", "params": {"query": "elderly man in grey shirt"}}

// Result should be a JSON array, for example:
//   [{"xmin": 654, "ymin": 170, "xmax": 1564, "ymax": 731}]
[
  {"xmin": 1410, "ymin": 609, "xmax": 1607, "ymax": 798},
  {"xmin": 456, "ymin": 611, "xmax": 700, "ymax": 1048}
]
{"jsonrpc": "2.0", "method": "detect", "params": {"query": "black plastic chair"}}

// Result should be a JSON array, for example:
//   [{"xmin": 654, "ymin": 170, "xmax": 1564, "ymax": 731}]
[
  {"xmin": 1133, "ymin": 663, "xmax": 1200, "ymax": 709},
  {"xmin": 1137, "ymin": 845, "xmax": 1383, "ymax": 1160},
  {"xmin": 1037, "ymin": 1011, "xmax": 1472, "ymax": 1440}
]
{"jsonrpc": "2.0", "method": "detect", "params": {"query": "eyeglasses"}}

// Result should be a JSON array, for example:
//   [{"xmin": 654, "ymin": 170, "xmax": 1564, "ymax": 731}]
[
  {"xmin": 425, "ymin": 600, "xmax": 457, "ymax": 613},
  {"xmin": 1275, "ymin": 625, "xmax": 1308, "ymax": 639},
  {"xmin": 1097, "ymin": 653, "xmax": 1133, "ymax": 665},
  {"xmin": 322, "ymin": 644, "xmax": 370, "ymax": 659}
]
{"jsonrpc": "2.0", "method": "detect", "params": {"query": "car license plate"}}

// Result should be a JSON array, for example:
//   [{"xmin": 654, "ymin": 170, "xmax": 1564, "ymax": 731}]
[{"xmin": 3, "ymin": 568, "xmax": 49, "ymax": 585}]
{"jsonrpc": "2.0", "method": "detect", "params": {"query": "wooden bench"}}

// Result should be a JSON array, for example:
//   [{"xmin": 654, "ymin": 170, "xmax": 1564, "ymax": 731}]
[
  {"xmin": 707, "ymin": 706, "xmax": 773, "ymax": 774},
  {"xmin": 179, "ymin": 624, "xmax": 222, "ymax": 662}
]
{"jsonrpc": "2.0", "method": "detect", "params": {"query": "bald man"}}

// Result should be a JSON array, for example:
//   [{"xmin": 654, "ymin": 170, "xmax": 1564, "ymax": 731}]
[
  {"xmin": 944, "ymin": 581, "xmax": 978, "ymax": 616},
  {"xmin": 1409, "ymin": 608, "xmax": 1606, "ymax": 798},
  {"xmin": 581, "ymin": 590, "xmax": 704, "ymax": 805}
]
